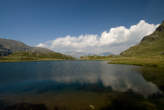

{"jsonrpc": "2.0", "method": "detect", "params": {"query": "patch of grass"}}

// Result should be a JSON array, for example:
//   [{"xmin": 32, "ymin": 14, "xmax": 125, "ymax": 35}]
[
  {"xmin": 108, "ymin": 56, "xmax": 164, "ymax": 67},
  {"xmin": 0, "ymin": 52, "xmax": 75, "ymax": 62}
]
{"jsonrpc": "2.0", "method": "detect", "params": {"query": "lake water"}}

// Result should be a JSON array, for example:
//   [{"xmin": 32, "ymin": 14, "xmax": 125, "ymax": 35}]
[{"xmin": 0, "ymin": 61, "xmax": 161, "ymax": 110}]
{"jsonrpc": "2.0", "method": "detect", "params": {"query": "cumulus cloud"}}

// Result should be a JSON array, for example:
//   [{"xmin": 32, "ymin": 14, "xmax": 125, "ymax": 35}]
[{"xmin": 37, "ymin": 20, "xmax": 159, "ymax": 57}]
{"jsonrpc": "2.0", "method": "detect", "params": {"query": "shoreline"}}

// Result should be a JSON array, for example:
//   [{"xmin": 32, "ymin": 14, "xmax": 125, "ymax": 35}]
[
  {"xmin": 1, "ymin": 57, "xmax": 164, "ymax": 92},
  {"xmin": 0, "ymin": 58, "xmax": 75, "ymax": 63},
  {"xmin": 80, "ymin": 56, "xmax": 164, "ymax": 92},
  {"xmin": 107, "ymin": 56, "xmax": 164, "ymax": 92}
]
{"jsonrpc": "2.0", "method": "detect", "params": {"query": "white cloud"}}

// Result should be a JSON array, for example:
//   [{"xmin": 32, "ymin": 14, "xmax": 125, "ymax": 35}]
[{"xmin": 37, "ymin": 20, "xmax": 159, "ymax": 57}]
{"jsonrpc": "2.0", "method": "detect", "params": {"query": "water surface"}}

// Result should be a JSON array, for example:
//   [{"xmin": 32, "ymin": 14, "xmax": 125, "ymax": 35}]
[{"xmin": 0, "ymin": 61, "xmax": 161, "ymax": 109}]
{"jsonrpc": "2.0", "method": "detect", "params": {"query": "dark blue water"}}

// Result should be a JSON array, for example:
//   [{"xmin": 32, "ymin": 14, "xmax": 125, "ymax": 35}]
[{"xmin": 0, "ymin": 61, "xmax": 160, "ymax": 96}]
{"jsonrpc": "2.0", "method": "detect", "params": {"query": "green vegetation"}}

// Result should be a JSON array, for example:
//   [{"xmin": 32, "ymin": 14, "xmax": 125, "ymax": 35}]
[
  {"xmin": 120, "ymin": 21, "xmax": 164, "ymax": 57},
  {"xmin": 121, "ymin": 31, "xmax": 164, "ymax": 57},
  {"xmin": 108, "ymin": 56, "xmax": 164, "ymax": 66},
  {"xmin": 0, "ymin": 38, "xmax": 75, "ymax": 62},
  {"xmin": 80, "ymin": 55, "xmax": 115, "ymax": 60},
  {"xmin": 0, "ymin": 51, "xmax": 75, "ymax": 62}
]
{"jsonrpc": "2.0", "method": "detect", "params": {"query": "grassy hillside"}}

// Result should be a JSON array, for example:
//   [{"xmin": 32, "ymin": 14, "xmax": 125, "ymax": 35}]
[
  {"xmin": 0, "ymin": 51, "xmax": 75, "ymax": 62},
  {"xmin": 0, "ymin": 38, "xmax": 75, "ymax": 61},
  {"xmin": 121, "ymin": 21, "xmax": 164, "ymax": 57}
]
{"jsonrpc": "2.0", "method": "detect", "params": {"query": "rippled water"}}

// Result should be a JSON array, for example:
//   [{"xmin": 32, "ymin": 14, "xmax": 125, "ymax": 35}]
[{"xmin": 0, "ymin": 61, "xmax": 160, "ymax": 96}]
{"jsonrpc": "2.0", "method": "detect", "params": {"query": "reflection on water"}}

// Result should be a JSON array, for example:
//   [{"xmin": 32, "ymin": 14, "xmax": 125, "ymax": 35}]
[{"xmin": 0, "ymin": 61, "xmax": 160, "ymax": 96}]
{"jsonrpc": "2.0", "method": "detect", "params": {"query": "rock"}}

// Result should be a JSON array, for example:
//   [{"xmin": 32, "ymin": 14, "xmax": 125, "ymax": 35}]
[{"xmin": 89, "ymin": 105, "xmax": 95, "ymax": 109}]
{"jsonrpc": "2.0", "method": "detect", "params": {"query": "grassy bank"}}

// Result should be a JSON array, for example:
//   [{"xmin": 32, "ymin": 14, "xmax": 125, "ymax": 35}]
[
  {"xmin": 0, "ymin": 57, "xmax": 65, "ymax": 62},
  {"xmin": 0, "ymin": 52, "xmax": 75, "ymax": 62},
  {"xmin": 0, "ymin": 57, "xmax": 75, "ymax": 62},
  {"xmin": 108, "ymin": 56, "xmax": 164, "ymax": 67},
  {"xmin": 0, "ymin": 56, "xmax": 73, "ymax": 62}
]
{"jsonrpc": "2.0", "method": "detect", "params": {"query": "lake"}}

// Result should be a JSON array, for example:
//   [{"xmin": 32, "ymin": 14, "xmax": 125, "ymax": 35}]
[{"xmin": 0, "ymin": 61, "xmax": 161, "ymax": 110}]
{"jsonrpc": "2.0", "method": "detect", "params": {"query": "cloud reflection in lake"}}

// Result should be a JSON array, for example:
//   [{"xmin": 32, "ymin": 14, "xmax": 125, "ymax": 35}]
[{"xmin": 0, "ymin": 61, "xmax": 160, "ymax": 96}]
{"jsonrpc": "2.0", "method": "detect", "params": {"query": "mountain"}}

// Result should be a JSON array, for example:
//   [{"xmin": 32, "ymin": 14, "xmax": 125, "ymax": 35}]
[
  {"xmin": 0, "ymin": 38, "xmax": 74, "ymax": 60},
  {"xmin": 120, "ymin": 21, "xmax": 164, "ymax": 56},
  {"xmin": 0, "ymin": 38, "xmax": 31, "ymax": 52}
]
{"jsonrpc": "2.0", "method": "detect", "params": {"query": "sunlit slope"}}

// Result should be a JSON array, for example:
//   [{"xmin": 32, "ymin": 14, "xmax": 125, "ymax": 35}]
[{"xmin": 121, "ymin": 21, "xmax": 164, "ymax": 56}]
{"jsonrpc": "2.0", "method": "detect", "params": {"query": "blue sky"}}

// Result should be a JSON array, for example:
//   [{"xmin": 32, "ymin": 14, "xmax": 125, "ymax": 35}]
[{"xmin": 0, "ymin": 0, "xmax": 164, "ymax": 45}]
